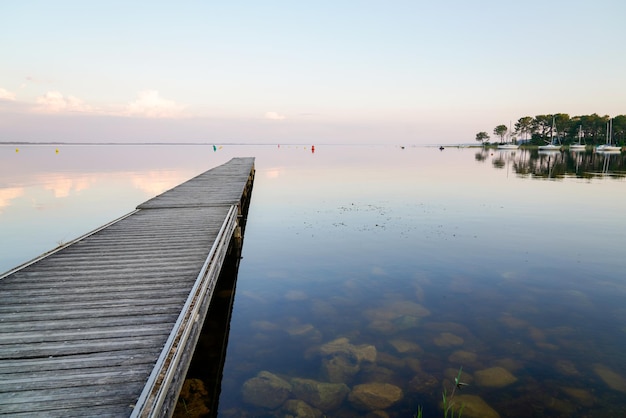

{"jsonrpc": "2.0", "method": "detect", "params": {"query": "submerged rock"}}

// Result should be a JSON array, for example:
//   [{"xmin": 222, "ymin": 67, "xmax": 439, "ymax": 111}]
[
  {"xmin": 377, "ymin": 352, "xmax": 406, "ymax": 370},
  {"xmin": 322, "ymin": 353, "xmax": 360, "ymax": 383},
  {"xmin": 499, "ymin": 314, "xmax": 528, "ymax": 329},
  {"xmin": 285, "ymin": 323, "xmax": 322, "ymax": 342},
  {"xmin": 593, "ymin": 363, "xmax": 626, "ymax": 393},
  {"xmin": 554, "ymin": 359, "xmax": 580, "ymax": 376},
  {"xmin": 319, "ymin": 337, "xmax": 377, "ymax": 362},
  {"xmin": 359, "ymin": 364, "xmax": 397, "ymax": 385},
  {"xmin": 493, "ymin": 358, "xmax": 523, "ymax": 372},
  {"xmin": 407, "ymin": 372, "xmax": 438, "ymax": 393},
  {"xmin": 449, "ymin": 394, "xmax": 500, "ymax": 418},
  {"xmin": 290, "ymin": 378, "xmax": 349, "ymax": 412},
  {"xmin": 448, "ymin": 350, "xmax": 478, "ymax": 366},
  {"xmin": 241, "ymin": 371, "xmax": 292, "ymax": 409},
  {"xmin": 364, "ymin": 301, "xmax": 430, "ymax": 322},
  {"xmin": 368, "ymin": 320, "xmax": 396, "ymax": 334},
  {"xmin": 405, "ymin": 358, "xmax": 422, "ymax": 373},
  {"xmin": 366, "ymin": 411, "xmax": 390, "ymax": 418},
  {"xmin": 173, "ymin": 378, "xmax": 210, "ymax": 418},
  {"xmin": 433, "ymin": 332, "xmax": 464, "ymax": 348},
  {"xmin": 348, "ymin": 383, "xmax": 403, "ymax": 411},
  {"xmin": 281, "ymin": 399, "xmax": 323, "ymax": 418},
  {"xmin": 474, "ymin": 366, "xmax": 517, "ymax": 388},
  {"xmin": 392, "ymin": 314, "xmax": 421, "ymax": 330},
  {"xmin": 561, "ymin": 386, "xmax": 594, "ymax": 407},
  {"xmin": 318, "ymin": 337, "xmax": 377, "ymax": 383},
  {"xmin": 389, "ymin": 339, "xmax": 423, "ymax": 354}
]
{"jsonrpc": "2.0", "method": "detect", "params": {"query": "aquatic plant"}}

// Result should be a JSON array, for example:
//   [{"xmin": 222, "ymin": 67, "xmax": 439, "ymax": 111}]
[{"xmin": 414, "ymin": 366, "xmax": 466, "ymax": 418}]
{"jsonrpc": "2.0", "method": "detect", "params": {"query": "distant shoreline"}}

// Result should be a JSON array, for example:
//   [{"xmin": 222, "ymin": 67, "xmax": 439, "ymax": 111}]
[
  {"xmin": 1, "ymin": 142, "xmax": 437, "ymax": 147},
  {"xmin": 3, "ymin": 142, "xmax": 617, "ymax": 151}
]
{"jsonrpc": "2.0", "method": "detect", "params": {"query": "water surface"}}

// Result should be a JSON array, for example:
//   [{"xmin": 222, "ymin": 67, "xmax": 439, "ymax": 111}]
[{"xmin": 1, "ymin": 144, "xmax": 625, "ymax": 417}]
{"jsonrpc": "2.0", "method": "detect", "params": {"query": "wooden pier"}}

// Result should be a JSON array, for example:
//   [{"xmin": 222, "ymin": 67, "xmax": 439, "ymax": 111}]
[{"xmin": 0, "ymin": 157, "xmax": 255, "ymax": 417}]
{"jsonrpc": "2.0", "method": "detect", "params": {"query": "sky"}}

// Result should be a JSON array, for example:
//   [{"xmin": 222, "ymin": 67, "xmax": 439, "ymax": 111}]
[{"xmin": 1, "ymin": 0, "xmax": 625, "ymax": 144}]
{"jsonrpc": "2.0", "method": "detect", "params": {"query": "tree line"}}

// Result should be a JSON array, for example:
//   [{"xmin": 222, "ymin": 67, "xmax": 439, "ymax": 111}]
[{"xmin": 475, "ymin": 113, "xmax": 626, "ymax": 146}]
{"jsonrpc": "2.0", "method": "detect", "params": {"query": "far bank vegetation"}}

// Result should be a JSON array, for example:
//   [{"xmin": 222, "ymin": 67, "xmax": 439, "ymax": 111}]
[{"xmin": 475, "ymin": 113, "xmax": 626, "ymax": 146}]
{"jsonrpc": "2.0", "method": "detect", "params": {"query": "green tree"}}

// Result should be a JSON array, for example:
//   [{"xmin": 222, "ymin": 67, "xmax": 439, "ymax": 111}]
[
  {"xmin": 531, "ymin": 115, "xmax": 553, "ymax": 144},
  {"xmin": 579, "ymin": 113, "xmax": 608, "ymax": 144},
  {"xmin": 475, "ymin": 131, "xmax": 490, "ymax": 144},
  {"xmin": 514, "ymin": 116, "xmax": 533, "ymax": 141},
  {"xmin": 477, "ymin": 113, "xmax": 626, "ymax": 146},
  {"xmin": 493, "ymin": 125, "xmax": 508, "ymax": 143}
]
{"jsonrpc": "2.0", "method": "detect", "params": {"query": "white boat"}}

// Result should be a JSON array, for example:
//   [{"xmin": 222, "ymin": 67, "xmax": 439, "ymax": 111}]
[
  {"xmin": 596, "ymin": 119, "xmax": 621, "ymax": 153},
  {"xmin": 570, "ymin": 126, "xmax": 586, "ymax": 151},
  {"xmin": 538, "ymin": 117, "xmax": 562, "ymax": 151},
  {"xmin": 596, "ymin": 146, "xmax": 622, "ymax": 153},
  {"xmin": 538, "ymin": 144, "xmax": 562, "ymax": 151},
  {"xmin": 497, "ymin": 121, "xmax": 519, "ymax": 149}
]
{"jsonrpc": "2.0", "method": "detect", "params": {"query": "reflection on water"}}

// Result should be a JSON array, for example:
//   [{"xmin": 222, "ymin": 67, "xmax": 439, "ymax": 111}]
[
  {"xmin": 214, "ymin": 146, "xmax": 626, "ymax": 417},
  {"xmin": 1, "ymin": 144, "xmax": 626, "ymax": 417},
  {"xmin": 477, "ymin": 148, "xmax": 626, "ymax": 179}
]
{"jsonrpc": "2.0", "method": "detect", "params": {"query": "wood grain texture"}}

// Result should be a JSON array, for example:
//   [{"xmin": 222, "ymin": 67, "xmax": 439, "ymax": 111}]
[{"xmin": 0, "ymin": 157, "xmax": 255, "ymax": 417}]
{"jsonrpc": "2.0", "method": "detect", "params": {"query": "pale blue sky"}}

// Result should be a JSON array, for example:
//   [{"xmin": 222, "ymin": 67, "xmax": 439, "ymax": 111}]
[{"xmin": 1, "ymin": 1, "xmax": 624, "ymax": 144}]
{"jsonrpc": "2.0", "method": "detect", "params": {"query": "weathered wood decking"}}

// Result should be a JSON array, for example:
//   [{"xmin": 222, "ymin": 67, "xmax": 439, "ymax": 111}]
[{"xmin": 0, "ymin": 157, "xmax": 255, "ymax": 417}]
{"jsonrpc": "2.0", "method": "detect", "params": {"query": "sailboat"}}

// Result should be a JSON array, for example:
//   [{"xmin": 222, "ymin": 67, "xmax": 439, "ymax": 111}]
[
  {"xmin": 538, "ymin": 117, "xmax": 563, "ymax": 151},
  {"xmin": 570, "ymin": 125, "xmax": 586, "ymax": 151},
  {"xmin": 596, "ymin": 118, "xmax": 622, "ymax": 153},
  {"xmin": 497, "ymin": 121, "xmax": 520, "ymax": 149}
]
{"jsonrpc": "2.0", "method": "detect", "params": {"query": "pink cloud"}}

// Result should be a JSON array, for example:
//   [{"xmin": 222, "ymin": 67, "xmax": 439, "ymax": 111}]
[
  {"xmin": 265, "ymin": 111, "xmax": 286, "ymax": 120},
  {"xmin": 34, "ymin": 91, "xmax": 92, "ymax": 113},
  {"xmin": 124, "ymin": 90, "xmax": 186, "ymax": 118},
  {"xmin": 0, "ymin": 88, "xmax": 16, "ymax": 101}
]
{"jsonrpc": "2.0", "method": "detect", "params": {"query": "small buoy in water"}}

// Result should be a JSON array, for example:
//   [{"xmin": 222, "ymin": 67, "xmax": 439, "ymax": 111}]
[
  {"xmin": 213, "ymin": 145, "xmax": 217, "ymax": 152},
  {"xmin": 15, "ymin": 148, "xmax": 19, "ymax": 153},
  {"xmin": 311, "ymin": 145, "xmax": 315, "ymax": 153},
  {"xmin": 55, "ymin": 149, "xmax": 59, "ymax": 154}
]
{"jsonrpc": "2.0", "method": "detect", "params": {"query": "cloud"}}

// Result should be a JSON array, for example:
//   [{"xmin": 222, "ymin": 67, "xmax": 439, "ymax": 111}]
[
  {"xmin": 40, "ymin": 174, "xmax": 94, "ymax": 198},
  {"xmin": 131, "ymin": 171, "xmax": 190, "ymax": 196},
  {"xmin": 0, "ymin": 187, "xmax": 24, "ymax": 213},
  {"xmin": 265, "ymin": 111, "xmax": 286, "ymax": 120},
  {"xmin": 0, "ymin": 88, "xmax": 16, "ymax": 101},
  {"xmin": 35, "ymin": 91, "xmax": 92, "ymax": 113},
  {"xmin": 125, "ymin": 90, "xmax": 186, "ymax": 118}
]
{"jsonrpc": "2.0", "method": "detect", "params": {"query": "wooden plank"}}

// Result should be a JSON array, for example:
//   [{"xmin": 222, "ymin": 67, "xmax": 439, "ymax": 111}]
[
  {"xmin": 0, "ymin": 335, "xmax": 169, "ymax": 359},
  {"xmin": 0, "ymin": 382, "xmax": 145, "ymax": 414},
  {"xmin": 0, "ymin": 305, "xmax": 181, "ymax": 325},
  {"xmin": 0, "ymin": 349, "xmax": 160, "ymax": 373},
  {"xmin": 0, "ymin": 296, "xmax": 184, "ymax": 314},
  {"xmin": 0, "ymin": 157, "xmax": 255, "ymax": 417},
  {"xmin": 0, "ymin": 323, "xmax": 174, "ymax": 345}
]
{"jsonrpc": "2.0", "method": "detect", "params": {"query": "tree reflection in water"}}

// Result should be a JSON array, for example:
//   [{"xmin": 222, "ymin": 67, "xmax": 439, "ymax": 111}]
[{"xmin": 475, "ymin": 148, "xmax": 626, "ymax": 179}]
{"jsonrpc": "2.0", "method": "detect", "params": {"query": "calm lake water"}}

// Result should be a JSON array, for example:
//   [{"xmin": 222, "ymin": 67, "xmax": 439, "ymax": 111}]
[{"xmin": 1, "ymin": 144, "xmax": 626, "ymax": 417}]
